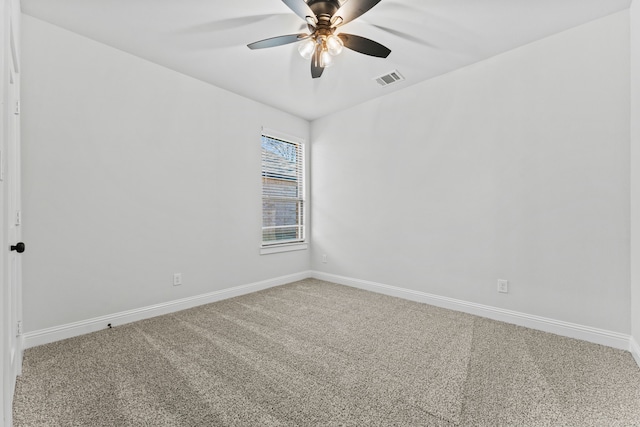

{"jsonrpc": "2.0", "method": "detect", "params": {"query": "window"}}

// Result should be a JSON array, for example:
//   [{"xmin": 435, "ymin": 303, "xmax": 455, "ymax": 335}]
[{"xmin": 261, "ymin": 130, "xmax": 305, "ymax": 251}]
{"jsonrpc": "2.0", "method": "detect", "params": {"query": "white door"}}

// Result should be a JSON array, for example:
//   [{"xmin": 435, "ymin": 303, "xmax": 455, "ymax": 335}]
[
  {"xmin": 7, "ymin": 42, "xmax": 21, "ymax": 371},
  {"xmin": 2, "ymin": 10, "xmax": 22, "ymax": 425}
]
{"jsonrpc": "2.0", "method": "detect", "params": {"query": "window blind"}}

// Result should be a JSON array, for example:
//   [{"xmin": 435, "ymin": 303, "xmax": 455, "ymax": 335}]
[{"xmin": 261, "ymin": 133, "xmax": 305, "ymax": 246}]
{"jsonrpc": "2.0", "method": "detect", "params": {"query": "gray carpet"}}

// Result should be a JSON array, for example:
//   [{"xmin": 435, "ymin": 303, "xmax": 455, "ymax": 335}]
[{"xmin": 13, "ymin": 279, "xmax": 640, "ymax": 426}]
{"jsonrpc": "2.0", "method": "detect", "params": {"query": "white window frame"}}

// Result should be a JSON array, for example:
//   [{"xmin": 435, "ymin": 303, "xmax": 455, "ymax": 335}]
[{"xmin": 260, "ymin": 128, "xmax": 307, "ymax": 255}]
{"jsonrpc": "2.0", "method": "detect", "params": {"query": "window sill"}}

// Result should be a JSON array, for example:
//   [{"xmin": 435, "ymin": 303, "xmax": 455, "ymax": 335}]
[{"xmin": 260, "ymin": 242, "xmax": 308, "ymax": 255}]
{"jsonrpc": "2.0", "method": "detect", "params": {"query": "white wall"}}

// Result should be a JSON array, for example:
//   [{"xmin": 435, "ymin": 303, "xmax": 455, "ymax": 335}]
[
  {"xmin": 311, "ymin": 12, "xmax": 631, "ymax": 333},
  {"xmin": 21, "ymin": 15, "xmax": 310, "ymax": 332},
  {"xmin": 631, "ymin": 1, "xmax": 640, "ymax": 356},
  {"xmin": 21, "ymin": 9, "xmax": 636, "ymax": 344}
]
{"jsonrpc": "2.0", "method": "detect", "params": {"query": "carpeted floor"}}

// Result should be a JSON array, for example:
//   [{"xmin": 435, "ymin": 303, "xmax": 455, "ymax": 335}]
[{"xmin": 13, "ymin": 279, "xmax": 640, "ymax": 426}]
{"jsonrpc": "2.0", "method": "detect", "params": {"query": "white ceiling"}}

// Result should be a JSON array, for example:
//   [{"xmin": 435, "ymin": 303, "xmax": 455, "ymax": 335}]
[{"xmin": 21, "ymin": 0, "xmax": 630, "ymax": 120}]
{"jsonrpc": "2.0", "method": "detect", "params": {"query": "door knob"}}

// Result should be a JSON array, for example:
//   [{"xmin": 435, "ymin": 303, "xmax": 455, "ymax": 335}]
[{"xmin": 10, "ymin": 242, "xmax": 25, "ymax": 253}]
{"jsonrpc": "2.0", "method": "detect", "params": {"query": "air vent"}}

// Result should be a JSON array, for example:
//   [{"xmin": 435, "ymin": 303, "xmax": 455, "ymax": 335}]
[{"xmin": 374, "ymin": 70, "xmax": 405, "ymax": 87}]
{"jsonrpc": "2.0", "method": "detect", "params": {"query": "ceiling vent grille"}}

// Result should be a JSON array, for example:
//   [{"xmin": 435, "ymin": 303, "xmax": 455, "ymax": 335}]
[{"xmin": 375, "ymin": 70, "xmax": 404, "ymax": 87}]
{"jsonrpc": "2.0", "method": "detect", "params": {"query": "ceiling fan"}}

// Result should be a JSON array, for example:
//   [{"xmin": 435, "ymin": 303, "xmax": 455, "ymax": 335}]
[{"xmin": 247, "ymin": 0, "xmax": 391, "ymax": 78}]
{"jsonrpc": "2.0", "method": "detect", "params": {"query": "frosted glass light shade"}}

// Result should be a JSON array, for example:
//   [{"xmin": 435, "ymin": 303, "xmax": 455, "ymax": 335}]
[
  {"xmin": 298, "ymin": 39, "xmax": 316, "ymax": 60},
  {"xmin": 326, "ymin": 35, "xmax": 343, "ymax": 56},
  {"xmin": 320, "ymin": 49, "xmax": 334, "ymax": 67}
]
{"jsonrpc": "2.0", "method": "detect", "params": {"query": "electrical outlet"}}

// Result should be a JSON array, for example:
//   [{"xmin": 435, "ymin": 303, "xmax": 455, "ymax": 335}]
[
  {"xmin": 322, "ymin": 254, "xmax": 328, "ymax": 264},
  {"xmin": 173, "ymin": 273, "xmax": 182, "ymax": 286},
  {"xmin": 497, "ymin": 279, "xmax": 508, "ymax": 294}
]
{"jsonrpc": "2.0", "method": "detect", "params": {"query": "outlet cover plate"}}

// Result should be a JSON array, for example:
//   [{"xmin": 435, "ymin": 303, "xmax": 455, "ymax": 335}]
[
  {"xmin": 173, "ymin": 273, "xmax": 182, "ymax": 286},
  {"xmin": 497, "ymin": 279, "xmax": 508, "ymax": 293}
]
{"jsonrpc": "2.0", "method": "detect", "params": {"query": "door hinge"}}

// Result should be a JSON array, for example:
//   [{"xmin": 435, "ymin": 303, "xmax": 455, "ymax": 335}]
[
  {"xmin": 16, "ymin": 321, "xmax": 22, "ymax": 336},
  {"xmin": 14, "ymin": 100, "xmax": 20, "ymax": 115},
  {"xmin": 15, "ymin": 210, "xmax": 21, "ymax": 226}
]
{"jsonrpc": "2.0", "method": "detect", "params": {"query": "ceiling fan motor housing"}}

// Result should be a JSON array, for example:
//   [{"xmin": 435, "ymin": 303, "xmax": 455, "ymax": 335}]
[{"xmin": 308, "ymin": 0, "xmax": 341, "ymax": 25}]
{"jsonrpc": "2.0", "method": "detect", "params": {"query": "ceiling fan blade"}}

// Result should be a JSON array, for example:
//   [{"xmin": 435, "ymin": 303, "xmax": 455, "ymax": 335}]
[
  {"xmin": 247, "ymin": 33, "xmax": 309, "ymax": 49},
  {"xmin": 337, "ymin": 33, "xmax": 391, "ymax": 58},
  {"xmin": 332, "ymin": 0, "xmax": 382, "ymax": 26},
  {"xmin": 282, "ymin": 0, "xmax": 316, "ymax": 22},
  {"xmin": 311, "ymin": 46, "xmax": 324, "ymax": 78}
]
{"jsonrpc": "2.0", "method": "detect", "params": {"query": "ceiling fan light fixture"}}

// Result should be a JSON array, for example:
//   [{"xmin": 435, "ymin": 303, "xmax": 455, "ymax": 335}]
[
  {"xmin": 326, "ymin": 34, "xmax": 344, "ymax": 56},
  {"xmin": 298, "ymin": 38, "xmax": 316, "ymax": 60},
  {"xmin": 248, "ymin": 0, "xmax": 392, "ymax": 79}
]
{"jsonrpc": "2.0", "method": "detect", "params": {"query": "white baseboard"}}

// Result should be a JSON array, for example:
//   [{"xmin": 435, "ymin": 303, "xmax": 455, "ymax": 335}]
[
  {"xmin": 311, "ymin": 271, "xmax": 632, "ymax": 352},
  {"xmin": 23, "ymin": 271, "xmax": 312, "ymax": 349},
  {"xmin": 631, "ymin": 337, "xmax": 640, "ymax": 368},
  {"xmin": 24, "ymin": 269, "xmax": 639, "ymax": 369}
]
